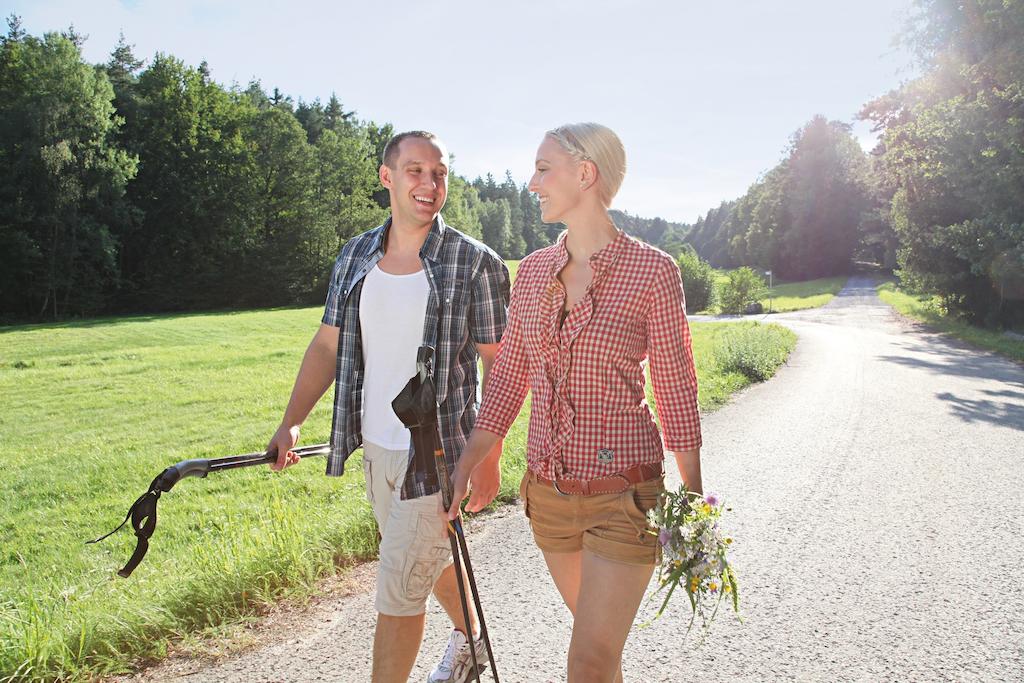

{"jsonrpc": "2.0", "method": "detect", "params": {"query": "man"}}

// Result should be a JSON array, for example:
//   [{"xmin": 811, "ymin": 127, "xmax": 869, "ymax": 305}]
[{"xmin": 267, "ymin": 131, "xmax": 509, "ymax": 683}]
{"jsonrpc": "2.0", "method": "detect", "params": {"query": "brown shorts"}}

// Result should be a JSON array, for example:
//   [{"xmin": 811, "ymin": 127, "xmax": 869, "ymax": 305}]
[{"xmin": 519, "ymin": 470, "xmax": 664, "ymax": 566}]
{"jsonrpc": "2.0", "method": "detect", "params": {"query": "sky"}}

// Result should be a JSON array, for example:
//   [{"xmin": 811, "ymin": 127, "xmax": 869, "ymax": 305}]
[{"xmin": 5, "ymin": 0, "xmax": 919, "ymax": 224}]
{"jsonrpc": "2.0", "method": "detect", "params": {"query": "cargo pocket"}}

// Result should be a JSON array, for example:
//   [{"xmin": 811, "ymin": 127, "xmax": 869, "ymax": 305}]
[
  {"xmin": 404, "ymin": 558, "xmax": 437, "ymax": 602},
  {"xmin": 404, "ymin": 513, "xmax": 451, "ymax": 602}
]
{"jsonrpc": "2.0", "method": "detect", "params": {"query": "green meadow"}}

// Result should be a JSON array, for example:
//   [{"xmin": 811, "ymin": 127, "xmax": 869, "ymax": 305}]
[
  {"xmin": 704, "ymin": 272, "xmax": 848, "ymax": 314},
  {"xmin": 759, "ymin": 276, "xmax": 848, "ymax": 313},
  {"xmin": 0, "ymin": 302, "xmax": 793, "ymax": 681}
]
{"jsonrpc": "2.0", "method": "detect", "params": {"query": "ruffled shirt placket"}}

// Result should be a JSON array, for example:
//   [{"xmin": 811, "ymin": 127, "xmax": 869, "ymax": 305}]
[{"xmin": 537, "ymin": 233, "xmax": 625, "ymax": 481}]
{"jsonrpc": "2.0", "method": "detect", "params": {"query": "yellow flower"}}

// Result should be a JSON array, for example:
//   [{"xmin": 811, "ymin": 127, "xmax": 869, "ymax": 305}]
[
  {"xmin": 724, "ymin": 583, "xmax": 732, "ymax": 593},
  {"xmin": 709, "ymin": 582, "xmax": 718, "ymax": 591}
]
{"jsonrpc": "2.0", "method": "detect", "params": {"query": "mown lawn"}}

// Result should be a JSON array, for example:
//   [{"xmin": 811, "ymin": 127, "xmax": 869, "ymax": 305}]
[
  {"xmin": 701, "ymin": 272, "xmax": 848, "ymax": 314},
  {"xmin": 759, "ymin": 276, "xmax": 848, "ymax": 312},
  {"xmin": 877, "ymin": 281, "xmax": 1024, "ymax": 362},
  {"xmin": 0, "ymin": 304, "xmax": 791, "ymax": 681}
]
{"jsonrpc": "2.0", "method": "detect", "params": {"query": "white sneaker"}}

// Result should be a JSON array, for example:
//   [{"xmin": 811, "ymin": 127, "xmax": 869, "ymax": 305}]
[{"xmin": 427, "ymin": 628, "xmax": 488, "ymax": 682}]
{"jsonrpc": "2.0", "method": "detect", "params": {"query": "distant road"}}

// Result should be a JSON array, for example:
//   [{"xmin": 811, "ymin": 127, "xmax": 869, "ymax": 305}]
[{"xmin": 118, "ymin": 277, "xmax": 1024, "ymax": 682}]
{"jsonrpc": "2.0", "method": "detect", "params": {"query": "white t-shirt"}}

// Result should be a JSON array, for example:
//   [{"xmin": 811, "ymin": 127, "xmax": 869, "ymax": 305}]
[{"xmin": 358, "ymin": 264, "xmax": 430, "ymax": 449}]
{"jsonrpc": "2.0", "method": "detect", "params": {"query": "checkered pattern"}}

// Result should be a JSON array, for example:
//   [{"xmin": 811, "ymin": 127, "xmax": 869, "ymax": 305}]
[
  {"xmin": 321, "ymin": 215, "xmax": 510, "ymax": 499},
  {"xmin": 475, "ymin": 231, "xmax": 701, "ymax": 481}
]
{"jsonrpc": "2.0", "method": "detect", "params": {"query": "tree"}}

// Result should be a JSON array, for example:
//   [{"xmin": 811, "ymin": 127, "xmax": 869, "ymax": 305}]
[
  {"xmin": 676, "ymin": 247, "xmax": 716, "ymax": 313},
  {"xmin": 775, "ymin": 116, "xmax": 872, "ymax": 279},
  {"xmin": 311, "ymin": 126, "xmax": 388, "ymax": 287},
  {"xmin": 0, "ymin": 25, "xmax": 137, "ymax": 318},
  {"xmin": 718, "ymin": 267, "xmax": 767, "ymax": 314},
  {"xmin": 860, "ymin": 0, "xmax": 1024, "ymax": 325},
  {"xmin": 479, "ymin": 199, "xmax": 511, "ymax": 256},
  {"xmin": 295, "ymin": 98, "xmax": 325, "ymax": 144},
  {"xmin": 444, "ymin": 175, "xmax": 483, "ymax": 240}
]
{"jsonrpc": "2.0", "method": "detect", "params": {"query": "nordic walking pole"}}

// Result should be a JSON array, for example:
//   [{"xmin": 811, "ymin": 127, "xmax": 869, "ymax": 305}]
[
  {"xmin": 392, "ymin": 345, "xmax": 497, "ymax": 681},
  {"xmin": 434, "ymin": 445, "xmax": 499, "ymax": 683}
]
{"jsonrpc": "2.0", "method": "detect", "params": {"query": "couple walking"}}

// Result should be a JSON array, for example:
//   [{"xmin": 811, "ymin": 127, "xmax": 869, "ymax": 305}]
[{"xmin": 267, "ymin": 123, "xmax": 703, "ymax": 683}]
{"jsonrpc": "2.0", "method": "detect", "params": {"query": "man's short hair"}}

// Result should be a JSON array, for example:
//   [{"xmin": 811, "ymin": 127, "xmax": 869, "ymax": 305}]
[{"xmin": 382, "ymin": 130, "xmax": 444, "ymax": 169}]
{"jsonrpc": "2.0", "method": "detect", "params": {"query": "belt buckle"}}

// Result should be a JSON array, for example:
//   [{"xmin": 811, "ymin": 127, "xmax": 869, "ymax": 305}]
[{"xmin": 552, "ymin": 478, "xmax": 571, "ymax": 496}]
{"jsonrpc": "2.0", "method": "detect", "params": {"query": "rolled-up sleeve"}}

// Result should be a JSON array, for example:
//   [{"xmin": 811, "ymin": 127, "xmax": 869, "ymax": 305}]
[
  {"xmin": 474, "ymin": 266, "xmax": 530, "ymax": 437},
  {"xmin": 469, "ymin": 253, "xmax": 510, "ymax": 344},
  {"xmin": 647, "ymin": 257, "xmax": 702, "ymax": 451}
]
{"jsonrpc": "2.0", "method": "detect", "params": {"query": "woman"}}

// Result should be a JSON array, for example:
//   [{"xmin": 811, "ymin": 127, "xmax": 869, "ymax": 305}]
[{"xmin": 447, "ymin": 123, "xmax": 703, "ymax": 682}]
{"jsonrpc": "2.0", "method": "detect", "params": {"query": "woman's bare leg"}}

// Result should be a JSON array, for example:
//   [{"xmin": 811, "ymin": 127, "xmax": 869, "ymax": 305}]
[
  {"xmin": 566, "ymin": 549, "xmax": 654, "ymax": 683},
  {"xmin": 540, "ymin": 549, "xmax": 582, "ymax": 616}
]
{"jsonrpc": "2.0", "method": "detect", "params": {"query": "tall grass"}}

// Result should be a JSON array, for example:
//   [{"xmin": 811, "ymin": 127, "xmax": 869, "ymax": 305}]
[
  {"xmin": 714, "ymin": 322, "xmax": 798, "ymax": 381},
  {"xmin": 0, "ymin": 306, "xmax": 791, "ymax": 681}
]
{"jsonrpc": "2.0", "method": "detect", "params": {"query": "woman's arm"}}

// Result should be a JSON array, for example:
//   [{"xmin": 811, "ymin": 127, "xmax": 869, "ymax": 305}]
[
  {"xmin": 447, "ymin": 270, "xmax": 533, "ymax": 518},
  {"xmin": 672, "ymin": 448, "xmax": 703, "ymax": 495},
  {"xmin": 647, "ymin": 257, "xmax": 704, "ymax": 491}
]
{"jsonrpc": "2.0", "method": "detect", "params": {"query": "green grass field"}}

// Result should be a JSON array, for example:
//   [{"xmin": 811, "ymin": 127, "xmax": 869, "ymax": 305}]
[
  {"xmin": 760, "ymin": 276, "xmax": 848, "ymax": 312},
  {"xmin": 702, "ymin": 272, "xmax": 848, "ymax": 314},
  {"xmin": 877, "ymin": 282, "xmax": 1024, "ymax": 362},
  {"xmin": 0, "ymin": 304, "xmax": 792, "ymax": 681}
]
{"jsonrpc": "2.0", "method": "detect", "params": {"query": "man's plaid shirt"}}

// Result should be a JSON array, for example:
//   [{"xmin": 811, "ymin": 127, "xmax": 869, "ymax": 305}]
[{"xmin": 321, "ymin": 215, "xmax": 510, "ymax": 499}]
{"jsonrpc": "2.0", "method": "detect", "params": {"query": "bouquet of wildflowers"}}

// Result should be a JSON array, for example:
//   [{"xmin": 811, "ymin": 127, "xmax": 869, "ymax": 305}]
[{"xmin": 646, "ymin": 488, "xmax": 740, "ymax": 634}]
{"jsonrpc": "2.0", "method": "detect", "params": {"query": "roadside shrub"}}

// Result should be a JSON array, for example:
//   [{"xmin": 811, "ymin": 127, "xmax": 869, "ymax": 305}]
[
  {"xmin": 719, "ymin": 267, "xmax": 767, "ymax": 314},
  {"xmin": 716, "ymin": 322, "xmax": 794, "ymax": 381},
  {"xmin": 676, "ymin": 248, "xmax": 717, "ymax": 313}
]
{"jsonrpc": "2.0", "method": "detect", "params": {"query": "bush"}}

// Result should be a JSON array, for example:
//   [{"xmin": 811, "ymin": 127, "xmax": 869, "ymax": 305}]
[
  {"xmin": 676, "ymin": 248, "xmax": 716, "ymax": 313},
  {"xmin": 719, "ymin": 267, "xmax": 767, "ymax": 314},
  {"xmin": 716, "ymin": 322, "xmax": 794, "ymax": 381}
]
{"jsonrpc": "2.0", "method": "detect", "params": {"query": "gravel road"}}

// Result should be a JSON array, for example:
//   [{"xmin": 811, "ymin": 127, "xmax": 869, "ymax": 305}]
[{"xmin": 118, "ymin": 277, "xmax": 1024, "ymax": 682}]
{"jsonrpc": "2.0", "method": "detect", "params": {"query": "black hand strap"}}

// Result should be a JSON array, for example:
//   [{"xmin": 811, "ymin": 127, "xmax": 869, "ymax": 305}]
[{"xmin": 88, "ymin": 470, "xmax": 167, "ymax": 578}]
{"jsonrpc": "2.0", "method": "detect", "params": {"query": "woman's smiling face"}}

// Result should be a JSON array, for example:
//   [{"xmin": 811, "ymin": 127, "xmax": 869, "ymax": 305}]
[{"xmin": 528, "ymin": 134, "xmax": 584, "ymax": 224}]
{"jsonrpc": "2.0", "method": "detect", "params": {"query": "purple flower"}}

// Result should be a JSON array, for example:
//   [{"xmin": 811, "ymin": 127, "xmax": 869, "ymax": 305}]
[
  {"xmin": 704, "ymin": 493, "xmax": 720, "ymax": 507},
  {"xmin": 658, "ymin": 528, "xmax": 672, "ymax": 547}
]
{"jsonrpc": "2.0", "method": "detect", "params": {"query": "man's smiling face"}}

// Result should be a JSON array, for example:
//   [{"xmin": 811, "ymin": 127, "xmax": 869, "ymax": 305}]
[{"xmin": 380, "ymin": 137, "xmax": 449, "ymax": 229}]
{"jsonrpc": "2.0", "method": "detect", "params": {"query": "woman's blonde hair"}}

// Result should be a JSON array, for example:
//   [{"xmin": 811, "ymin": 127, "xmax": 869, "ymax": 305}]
[{"xmin": 545, "ymin": 122, "xmax": 626, "ymax": 205}]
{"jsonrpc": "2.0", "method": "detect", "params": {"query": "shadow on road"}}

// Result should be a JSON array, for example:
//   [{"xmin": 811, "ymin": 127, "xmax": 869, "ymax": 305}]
[
  {"xmin": 935, "ymin": 391, "xmax": 1024, "ymax": 432},
  {"xmin": 878, "ymin": 340, "xmax": 1024, "ymax": 388}
]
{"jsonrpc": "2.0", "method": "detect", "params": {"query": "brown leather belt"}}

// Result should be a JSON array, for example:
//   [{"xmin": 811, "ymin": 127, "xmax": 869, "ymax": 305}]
[{"xmin": 530, "ymin": 461, "xmax": 664, "ymax": 496}]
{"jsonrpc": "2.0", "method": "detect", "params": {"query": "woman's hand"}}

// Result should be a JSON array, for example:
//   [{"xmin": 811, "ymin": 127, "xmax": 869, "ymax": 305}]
[
  {"xmin": 446, "ymin": 428, "xmax": 502, "ymax": 519},
  {"xmin": 446, "ymin": 466, "xmax": 472, "ymax": 521},
  {"xmin": 466, "ymin": 439, "xmax": 503, "ymax": 512}
]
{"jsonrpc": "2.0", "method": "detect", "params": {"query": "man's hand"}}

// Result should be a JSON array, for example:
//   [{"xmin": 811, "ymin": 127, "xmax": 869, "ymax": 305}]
[
  {"xmin": 268, "ymin": 424, "xmax": 301, "ymax": 471},
  {"xmin": 466, "ymin": 455, "xmax": 501, "ymax": 513}
]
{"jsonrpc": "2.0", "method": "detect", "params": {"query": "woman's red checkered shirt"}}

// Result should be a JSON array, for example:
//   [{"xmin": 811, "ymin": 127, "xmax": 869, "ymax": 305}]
[{"xmin": 475, "ymin": 230, "xmax": 702, "ymax": 482}]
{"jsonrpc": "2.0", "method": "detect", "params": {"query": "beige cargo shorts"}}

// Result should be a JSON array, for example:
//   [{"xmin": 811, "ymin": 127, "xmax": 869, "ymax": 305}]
[{"xmin": 362, "ymin": 441, "xmax": 452, "ymax": 616}]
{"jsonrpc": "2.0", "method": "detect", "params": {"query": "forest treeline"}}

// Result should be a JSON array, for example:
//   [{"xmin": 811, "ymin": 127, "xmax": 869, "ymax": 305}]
[
  {"xmin": 0, "ymin": 16, "xmax": 686, "ymax": 322},
  {"xmin": 2, "ymin": 0, "xmax": 1021, "ymax": 327},
  {"xmin": 688, "ymin": 0, "xmax": 1023, "ymax": 327}
]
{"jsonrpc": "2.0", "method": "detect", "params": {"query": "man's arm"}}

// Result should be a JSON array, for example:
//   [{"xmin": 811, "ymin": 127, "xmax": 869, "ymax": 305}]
[
  {"xmin": 268, "ymin": 323, "xmax": 339, "ymax": 471},
  {"xmin": 464, "ymin": 342, "xmax": 504, "ymax": 511}
]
